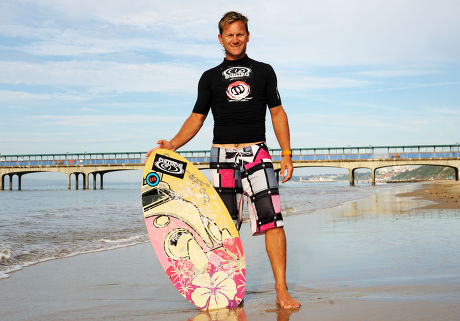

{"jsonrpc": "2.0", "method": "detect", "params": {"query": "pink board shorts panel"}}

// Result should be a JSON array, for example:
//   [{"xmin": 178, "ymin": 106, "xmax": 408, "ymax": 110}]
[{"xmin": 218, "ymin": 169, "xmax": 236, "ymax": 188}]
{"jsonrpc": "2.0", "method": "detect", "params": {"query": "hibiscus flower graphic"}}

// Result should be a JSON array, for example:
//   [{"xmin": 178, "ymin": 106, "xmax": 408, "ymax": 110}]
[
  {"xmin": 176, "ymin": 280, "xmax": 196, "ymax": 301},
  {"xmin": 191, "ymin": 271, "xmax": 237, "ymax": 310},
  {"xmin": 166, "ymin": 258, "xmax": 196, "ymax": 299},
  {"xmin": 166, "ymin": 258, "xmax": 194, "ymax": 285}
]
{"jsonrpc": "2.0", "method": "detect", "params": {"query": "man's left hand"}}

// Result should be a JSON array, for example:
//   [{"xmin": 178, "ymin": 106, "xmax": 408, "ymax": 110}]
[{"xmin": 279, "ymin": 155, "xmax": 293, "ymax": 183}]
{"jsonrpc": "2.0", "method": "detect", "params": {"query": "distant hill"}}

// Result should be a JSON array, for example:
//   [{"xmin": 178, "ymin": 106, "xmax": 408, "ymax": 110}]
[
  {"xmin": 290, "ymin": 165, "xmax": 456, "ymax": 183},
  {"xmin": 391, "ymin": 165, "xmax": 455, "ymax": 181}
]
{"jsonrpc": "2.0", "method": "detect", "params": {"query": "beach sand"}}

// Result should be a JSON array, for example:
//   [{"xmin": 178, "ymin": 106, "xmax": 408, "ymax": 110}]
[
  {"xmin": 2, "ymin": 182, "xmax": 460, "ymax": 321},
  {"xmin": 397, "ymin": 180, "xmax": 460, "ymax": 210}
]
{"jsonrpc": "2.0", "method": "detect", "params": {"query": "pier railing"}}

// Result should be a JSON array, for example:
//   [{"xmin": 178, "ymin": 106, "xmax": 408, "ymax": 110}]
[
  {"xmin": 1, "ymin": 144, "xmax": 459, "ymax": 167},
  {"xmin": 0, "ymin": 152, "xmax": 145, "ymax": 167}
]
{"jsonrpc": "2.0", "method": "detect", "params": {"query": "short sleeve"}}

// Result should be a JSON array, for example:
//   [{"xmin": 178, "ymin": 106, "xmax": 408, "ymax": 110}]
[
  {"xmin": 265, "ymin": 65, "xmax": 282, "ymax": 108},
  {"xmin": 192, "ymin": 72, "xmax": 212, "ymax": 115}
]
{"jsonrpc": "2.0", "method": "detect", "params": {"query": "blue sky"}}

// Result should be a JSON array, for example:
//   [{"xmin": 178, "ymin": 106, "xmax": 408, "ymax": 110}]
[{"xmin": 1, "ymin": 0, "xmax": 459, "ymax": 155}]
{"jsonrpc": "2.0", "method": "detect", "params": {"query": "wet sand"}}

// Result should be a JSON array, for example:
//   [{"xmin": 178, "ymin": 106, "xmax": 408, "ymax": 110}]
[
  {"xmin": 1, "ymin": 182, "xmax": 460, "ymax": 321},
  {"xmin": 397, "ymin": 180, "xmax": 460, "ymax": 210}
]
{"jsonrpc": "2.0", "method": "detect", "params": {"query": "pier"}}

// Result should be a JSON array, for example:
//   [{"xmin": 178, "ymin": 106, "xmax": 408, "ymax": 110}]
[{"xmin": 1, "ymin": 144, "xmax": 459, "ymax": 190}]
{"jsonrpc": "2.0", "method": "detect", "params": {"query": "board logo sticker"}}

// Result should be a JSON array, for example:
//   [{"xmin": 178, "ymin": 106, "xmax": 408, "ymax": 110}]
[
  {"xmin": 146, "ymin": 172, "xmax": 160, "ymax": 187},
  {"xmin": 153, "ymin": 154, "xmax": 186, "ymax": 179}
]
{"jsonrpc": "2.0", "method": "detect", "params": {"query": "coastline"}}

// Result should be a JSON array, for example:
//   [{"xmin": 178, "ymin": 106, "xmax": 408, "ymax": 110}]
[{"xmin": 1, "ymin": 181, "xmax": 459, "ymax": 321}]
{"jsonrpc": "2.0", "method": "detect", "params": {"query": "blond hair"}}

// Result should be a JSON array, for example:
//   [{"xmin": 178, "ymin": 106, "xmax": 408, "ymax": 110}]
[{"xmin": 218, "ymin": 11, "xmax": 249, "ymax": 35}]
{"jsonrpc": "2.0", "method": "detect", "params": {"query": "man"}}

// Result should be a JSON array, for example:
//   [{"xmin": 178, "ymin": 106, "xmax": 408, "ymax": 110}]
[{"xmin": 147, "ymin": 11, "xmax": 300, "ymax": 309}]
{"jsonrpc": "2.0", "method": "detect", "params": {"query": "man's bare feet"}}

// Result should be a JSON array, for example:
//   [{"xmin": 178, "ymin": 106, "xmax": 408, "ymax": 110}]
[{"xmin": 276, "ymin": 288, "xmax": 301, "ymax": 309}]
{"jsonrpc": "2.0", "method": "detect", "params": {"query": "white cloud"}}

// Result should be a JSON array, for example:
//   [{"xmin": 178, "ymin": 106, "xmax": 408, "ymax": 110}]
[
  {"xmin": 362, "ymin": 81, "xmax": 460, "ymax": 93},
  {"xmin": 280, "ymin": 75, "xmax": 369, "ymax": 90},
  {"xmin": 18, "ymin": 27, "xmax": 220, "ymax": 58},
  {"xmin": 29, "ymin": 114, "xmax": 182, "ymax": 127},
  {"xmin": 0, "ymin": 130, "xmax": 148, "ymax": 152},
  {"xmin": 0, "ymin": 60, "xmax": 372, "ymax": 93},
  {"xmin": 0, "ymin": 61, "xmax": 203, "ymax": 93},
  {"xmin": 355, "ymin": 69, "xmax": 440, "ymax": 78},
  {"xmin": 425, "ymin": 106, "xmax": 460, "ymax": 116},
  {"xmin": 0, "ymin": 90, "xmax": 88, "ymax": 102},
  {"xmin": 290, "ymin": 112, "xmax": 410, "ymax": 131},
  {"xmin": 249, "ymin": 0, "xmax": 460, "ymax": 66},
  {"xmin": 3, "ymin": 0, "xmax": 459, "ymax": 65},
  {"xmin": 287, "ymin": 109, "xmax": 460, "ymax": 147}
]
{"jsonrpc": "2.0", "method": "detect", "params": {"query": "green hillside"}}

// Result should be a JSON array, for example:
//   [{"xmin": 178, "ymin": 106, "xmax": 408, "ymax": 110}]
[{"xmin": 392, "ymin": 165, "xmax": 455, "ymax": 181}]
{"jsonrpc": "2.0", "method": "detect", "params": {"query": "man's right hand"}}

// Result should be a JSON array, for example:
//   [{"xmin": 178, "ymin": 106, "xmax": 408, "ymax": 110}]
[{"xmin": 145, "ymin": 140, "xmax": 174, "ymax": 158}]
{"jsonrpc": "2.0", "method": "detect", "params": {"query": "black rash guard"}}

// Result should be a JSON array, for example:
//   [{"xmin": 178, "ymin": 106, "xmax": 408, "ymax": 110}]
[{"xmin": 192, "ymin": 56, "xmax": 282, "ymax": 144}]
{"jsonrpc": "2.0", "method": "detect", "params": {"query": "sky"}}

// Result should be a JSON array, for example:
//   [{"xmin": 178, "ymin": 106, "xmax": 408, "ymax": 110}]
[{"xmin": 1, "ymin": 0, "xmax": 460, "ymax": 155}]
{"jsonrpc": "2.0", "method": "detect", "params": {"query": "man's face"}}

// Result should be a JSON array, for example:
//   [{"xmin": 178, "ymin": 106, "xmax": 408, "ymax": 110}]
[{"xmin": 218, "ymin": 21, "xmax": 249, "ymax": 60}]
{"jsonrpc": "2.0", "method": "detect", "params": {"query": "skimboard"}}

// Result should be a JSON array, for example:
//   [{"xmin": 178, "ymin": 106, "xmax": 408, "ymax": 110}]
[{"xmin": 141, "ymin": 149, "xmax": 246, "ymax": 310}]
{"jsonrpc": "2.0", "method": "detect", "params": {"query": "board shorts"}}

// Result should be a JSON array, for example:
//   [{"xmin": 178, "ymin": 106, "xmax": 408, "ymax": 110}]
[{"xmin": 209, "ymin": 143, "xmax": 284, "ymax": 236}]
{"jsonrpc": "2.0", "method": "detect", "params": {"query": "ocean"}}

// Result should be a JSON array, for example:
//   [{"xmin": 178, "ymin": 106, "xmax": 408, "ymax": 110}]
[{"xmin": 0, "ymin": 173, "xmax": 389, "ymax": 280}]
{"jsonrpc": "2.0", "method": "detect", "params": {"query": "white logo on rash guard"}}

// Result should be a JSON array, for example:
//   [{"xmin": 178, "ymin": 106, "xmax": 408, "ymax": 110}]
[
  {"xmin": 222, "ymin": 67, "xmax": 252, "ymax": 80},
  {"xmin": 226, "ymin": 81, "xmax": 252, "ymax": 101}
]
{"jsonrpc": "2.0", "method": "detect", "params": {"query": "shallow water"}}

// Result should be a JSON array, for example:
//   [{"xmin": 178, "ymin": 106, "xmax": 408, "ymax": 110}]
[{"xmin": 0, "ymin": 178, "xmax": 386, "ymax": 279}]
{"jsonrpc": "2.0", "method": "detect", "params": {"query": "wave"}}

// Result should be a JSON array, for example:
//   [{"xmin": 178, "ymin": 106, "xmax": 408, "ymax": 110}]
[{"xmin": 0, "ymin": 234, "xmax": 149, "ymax": 280}]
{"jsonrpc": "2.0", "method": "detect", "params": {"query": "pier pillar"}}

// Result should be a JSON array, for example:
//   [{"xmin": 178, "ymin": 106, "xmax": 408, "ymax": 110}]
[
  {"xmin": 18, "ymin": 174, "xmax": 22, "ymax": 191},
  {"xmin": 9, "ymin": 174, "xmax": 13, "ymax": 191},
  {"xmin": 455, "ymin": 167, "xmax": 459, "ymax": 181},
  {"xmin": 83, "ymin": 173, "xmax": 88, "ymax": 190},
  {"xmin": 93, "ymin": 173, "xmax": 97, "ymax": 190},
  {"xmin": 349, "ymin": 169, "xmax": 355, "ymax": 186},
  {"xmin": 371, "ymin": 169, "xmax": 376, "ymax": 186},
  {"xmin": 1, "ymin": 174, "xmax": 4, "ymax": 190},
  {"xmin": 100, "ymin": 173, "xmax": 104, "ymax": 190},
  {"xmin": 68, "ymin": 174, "xmax": 71, "ymax": 190},
  {"xmin": 75, "ymin": 173, "xmax": 79, "ymax": 190}
]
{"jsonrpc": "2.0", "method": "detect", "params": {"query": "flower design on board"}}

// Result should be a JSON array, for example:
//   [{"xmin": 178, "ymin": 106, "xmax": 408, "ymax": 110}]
[
  {"xmin": 191, "ymin": 271, "xmax": 237, "ymax": 310},
  {"xmin": 166, "ymin": 258, "xmax": 194, "ymax": 284},
  {"xmin": 176, "ymin": 280, "xmax": 196, "ymax": 300},
  {"xmin": 234, "ymin": 268, "xmax": 246, "ymax": 302},
  {"xmin": 207, "ymin": 236, "xmax": 245, "ymax": 277},
  {"xmin": 166, "ymin": 258, "xmax": 196, "ymax": 299}
]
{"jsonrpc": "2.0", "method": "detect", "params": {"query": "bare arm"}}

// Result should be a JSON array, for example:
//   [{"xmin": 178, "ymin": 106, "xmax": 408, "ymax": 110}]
[
  {"xmin": 146, "ymin": 112, "xmax": 206, "ymax": 157},
  {"xmin": 270, "ymin": 105, "xmax": 293, "ymax": 183}
]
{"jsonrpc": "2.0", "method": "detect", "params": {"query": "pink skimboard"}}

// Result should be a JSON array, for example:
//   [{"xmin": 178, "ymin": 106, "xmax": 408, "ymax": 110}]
[{"xmin": 141, "ymin": 149, "xmax": 246, "ymax": 310}]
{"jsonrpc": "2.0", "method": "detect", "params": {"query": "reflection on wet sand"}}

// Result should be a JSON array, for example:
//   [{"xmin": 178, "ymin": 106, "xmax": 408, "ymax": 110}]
[
  {"xmin": 188, "ymin": 305, "xmax": 299, "ymax": 321},
  {"xmin": 339, "ymin": 186, "xmax": 425, "ymax": 219},
  {"xmin": 188, "ymin": 307, "xmax": 245, "ymax": 321}
]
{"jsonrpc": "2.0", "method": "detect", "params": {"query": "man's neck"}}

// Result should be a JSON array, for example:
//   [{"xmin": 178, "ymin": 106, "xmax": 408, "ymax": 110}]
[{"xmin": 225, "ymin": 53, "xmax": 247, "ymax": 61}]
